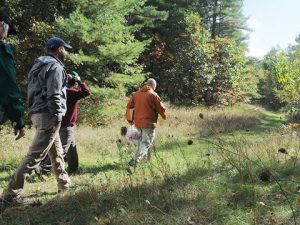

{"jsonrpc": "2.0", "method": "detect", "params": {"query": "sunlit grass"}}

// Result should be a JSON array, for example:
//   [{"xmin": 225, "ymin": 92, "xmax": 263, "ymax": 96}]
[{"xmin": 2, "ymin": 104, "xmax": 300, "ymax": 225}]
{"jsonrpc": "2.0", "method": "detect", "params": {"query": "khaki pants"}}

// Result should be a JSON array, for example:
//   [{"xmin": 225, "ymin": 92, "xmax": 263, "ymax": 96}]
[
  {"xmin": 40, "ymin": 126, "xmax": 79, "ymax": 174},
  {"xmin": 2, "ymin": 113, "xmax": 70, "ymax": 200},
  {"xmin": 135, "ymin": 128, "xmax": 155, "ymax": 162}
]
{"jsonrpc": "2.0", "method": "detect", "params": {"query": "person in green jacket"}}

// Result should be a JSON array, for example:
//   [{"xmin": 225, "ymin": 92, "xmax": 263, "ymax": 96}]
[{"xmin": 0, "ymin": 11, "xmax": 25, "ymax": 140}]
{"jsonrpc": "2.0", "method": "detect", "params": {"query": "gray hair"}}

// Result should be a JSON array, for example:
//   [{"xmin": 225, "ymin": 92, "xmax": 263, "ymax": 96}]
[
  {"xmin": 146, "ymin": 78, "xmax": 157, "ymax": 90},
  {"xmin": 0, "ymin": 22, "xmax": 9, "ymax": 39}
]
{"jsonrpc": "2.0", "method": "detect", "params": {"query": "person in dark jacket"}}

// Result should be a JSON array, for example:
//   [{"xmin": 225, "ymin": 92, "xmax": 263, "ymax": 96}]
[
  {"xmin": 0, "ymin": 37, "xmax": 72, "ymax": 212},
  {"xmin": 0, "ymin": 11, "xmax": 25, "ymax": 140},
  {"xmin": 38, "ymin": 71, "xmax": 91, "ymax": 175}
]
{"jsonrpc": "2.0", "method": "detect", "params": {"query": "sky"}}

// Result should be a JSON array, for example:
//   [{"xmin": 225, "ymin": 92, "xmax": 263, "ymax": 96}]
[{"xmin": 243, "ymin": 0, "xmax": 300, "ymax": 58}]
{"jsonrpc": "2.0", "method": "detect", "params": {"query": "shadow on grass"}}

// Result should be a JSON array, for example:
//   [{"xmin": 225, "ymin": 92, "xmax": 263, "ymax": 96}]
[
  {"xmin": 0, "ymin": 163, "xmax": 124, "ymax": 187},
  {"xmin": 1, "ymin": 161, "xmax": 296, "ymax": 225},
  {"xmin": 252, "ymin": 111, "xmax": 286, "ymax": 134},
  {"xmin": 0, "ymin": 166, "xmax": 225, "ymax": 225},
  {"xmin": 80, "ymin": 163, "xmax": 123, "ymax": 175}
]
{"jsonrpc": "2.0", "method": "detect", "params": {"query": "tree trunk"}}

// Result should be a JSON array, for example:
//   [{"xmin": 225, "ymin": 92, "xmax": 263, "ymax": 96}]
[{"xmin": 211, "ymin": 0, "xmax": 219, "ymax": 39}]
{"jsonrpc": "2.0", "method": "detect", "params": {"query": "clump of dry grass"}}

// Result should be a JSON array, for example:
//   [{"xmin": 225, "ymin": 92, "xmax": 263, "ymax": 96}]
[
  {"xmin": 157, "ymin": 103, "xmax": 265, "ymax": 140},
  {"xmin": 198, "ymin": 104, "xmax": 265, "ymax": 135}
]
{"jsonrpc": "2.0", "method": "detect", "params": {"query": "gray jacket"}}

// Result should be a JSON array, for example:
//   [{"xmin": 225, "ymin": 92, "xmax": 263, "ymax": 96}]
[{"xmin": 27, "ymin": 55, "xmax": 67, "ymax": 122}]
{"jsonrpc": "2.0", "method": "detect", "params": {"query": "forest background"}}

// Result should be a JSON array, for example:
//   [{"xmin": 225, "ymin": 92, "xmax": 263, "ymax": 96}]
[
  {"xmin": 2, "ymin": 0, "xmax": 299, "ymax": 122},
  {"xmin": 3, "ymin": 1, "xmax": 300, "ymax": 224}
]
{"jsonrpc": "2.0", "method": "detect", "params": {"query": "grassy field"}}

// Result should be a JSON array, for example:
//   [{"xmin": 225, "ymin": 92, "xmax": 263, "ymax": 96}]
[{"xmin": 1, "ymin": 104, "xmax": 300, "ymax": 225}]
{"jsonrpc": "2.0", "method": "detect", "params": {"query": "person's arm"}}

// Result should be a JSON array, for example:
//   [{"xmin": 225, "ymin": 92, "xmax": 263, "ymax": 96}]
[
  {"xmin": 46, "ymin": 65, "xmax": 65, "ymax": 123},
  {"xmin": 152, "ymin": 93, "xmax": 166, "ymax": 120},
  {"xmin": 0, "ymin": 42, "xmax": 25, "ymax": 139},
  {"xmin": 67, "ymin": 81, "xmax": 91, "ymax": 100},
  {"xmin": 5, "ymin": 99, "xmax": 25, "ymax": 140},
  {"xmin": 126, "ymin": 96, "xmax": 135, "ymax": 124},
  {"xmin": 5, "ymin": 99, "xmax": 25, "ymax": 128}
]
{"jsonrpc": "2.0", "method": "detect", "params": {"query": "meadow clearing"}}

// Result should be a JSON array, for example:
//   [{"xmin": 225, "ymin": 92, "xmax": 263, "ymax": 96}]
[{"xmin": 0, "ymin": 104, "xmax": 300, "ymax": 225}]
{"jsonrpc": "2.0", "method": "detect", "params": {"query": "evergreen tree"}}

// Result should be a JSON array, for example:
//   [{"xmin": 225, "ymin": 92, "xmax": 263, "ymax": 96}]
[
  {"xmin": 1, "ymin": 0, "xmax": 166, "ymax": 88},
  {"xmin": 196, "ymin": 0, "xmax": 248, "ymax": 43}
]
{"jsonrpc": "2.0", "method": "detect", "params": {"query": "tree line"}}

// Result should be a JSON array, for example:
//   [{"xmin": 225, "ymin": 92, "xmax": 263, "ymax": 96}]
[{"xmin": 1, "ymin": 0, "xmax": 262, "ymax": 107}]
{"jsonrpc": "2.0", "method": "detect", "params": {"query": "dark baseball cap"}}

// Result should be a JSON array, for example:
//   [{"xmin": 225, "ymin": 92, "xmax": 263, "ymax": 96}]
[
  {"xmin": 0, "ymin": 11, "xmax": 17, "ymax": 35},
  {"xmin": 47, "ymin": 37, "xmax": 72, "ymax": 50}
]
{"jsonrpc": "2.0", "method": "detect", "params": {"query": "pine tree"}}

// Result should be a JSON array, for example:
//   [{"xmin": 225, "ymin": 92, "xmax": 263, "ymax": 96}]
[{"xmin": 196, "ymin": 0, "xmax": 248, "ymax": 43}]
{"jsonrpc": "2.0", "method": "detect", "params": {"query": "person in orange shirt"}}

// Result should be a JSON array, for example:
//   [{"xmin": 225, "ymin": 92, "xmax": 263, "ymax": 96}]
[{"xmin": 126, "ymin": 78, "xmax": 166, "ymax": 173}]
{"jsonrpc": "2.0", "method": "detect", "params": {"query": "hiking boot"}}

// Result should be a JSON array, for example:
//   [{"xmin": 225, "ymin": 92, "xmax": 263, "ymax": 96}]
[
  {"xmin": 68, "ymin": 168, "xmax": 80, "ymax": 176},
  {"xmin": 126, "ymin": 159, "xmax": 137, "ymax": 175},
  {"xmin": 128, "ymin": 158, "xmax": 136, "ymax": 167}
]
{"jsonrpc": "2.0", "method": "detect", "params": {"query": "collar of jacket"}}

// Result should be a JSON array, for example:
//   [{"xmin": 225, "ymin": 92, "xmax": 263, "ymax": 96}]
[
  {"xmin": 0, "ymin": 40, "xmax": 14, "ymax": 57},
  {"xmin": 140, "ymin": 85, "xmax": 153, "ymax": 92},
  {"xmin": 46, "ymin": 53, "xmax": 65, "ymax": 67}
]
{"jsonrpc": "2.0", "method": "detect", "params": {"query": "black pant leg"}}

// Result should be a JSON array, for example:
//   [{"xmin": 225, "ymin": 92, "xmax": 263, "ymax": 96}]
[{"xmin": 66, "ymin": 144, "xmax": 79, "ymax": 174}]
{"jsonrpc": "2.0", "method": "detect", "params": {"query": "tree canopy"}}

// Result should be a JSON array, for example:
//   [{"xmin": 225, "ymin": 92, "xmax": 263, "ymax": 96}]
[{"xmin": 1, "ymin": 0, "xmax": 253, "ymax": 106}]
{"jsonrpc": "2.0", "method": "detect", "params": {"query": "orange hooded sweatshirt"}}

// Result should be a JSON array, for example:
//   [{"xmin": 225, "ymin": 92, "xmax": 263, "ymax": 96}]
[{"xmin": 126, "ymin": 85, "xmax": 166, "ymax": 128}]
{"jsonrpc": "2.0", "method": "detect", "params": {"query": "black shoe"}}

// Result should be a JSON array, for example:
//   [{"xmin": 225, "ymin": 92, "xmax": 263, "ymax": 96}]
[
  {"xmin": 126, "ymin": 159, "xmax": 137, "ymax": 175},
  {"xmin": 68, "ymin": 168, "xmax": 79, "ymax": 176},
  {"xmin": 128, "ymin": 159, "xmax": 136, "ymax": 167}
]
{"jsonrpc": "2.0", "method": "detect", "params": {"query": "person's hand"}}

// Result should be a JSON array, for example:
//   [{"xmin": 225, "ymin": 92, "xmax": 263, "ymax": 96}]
[
  {"xmin": 74, "ymin": 76, "xmax": 82, "ymax": 85},
  {"xmin": 74, "ymin": 76, "xmax": 81, "ymax": 82},
  {"xmin": 14, "ymin": 127, "xmax": 25, "ymax": 140},
  {"xmin": 67, "ymin": 74, "xmax": 73, "ymax": 80}
]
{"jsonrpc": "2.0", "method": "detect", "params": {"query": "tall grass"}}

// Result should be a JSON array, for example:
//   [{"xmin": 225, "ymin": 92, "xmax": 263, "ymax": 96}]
[{"xmin": 1, "ymin": 103, "xmax": 300, "ymax": 225}]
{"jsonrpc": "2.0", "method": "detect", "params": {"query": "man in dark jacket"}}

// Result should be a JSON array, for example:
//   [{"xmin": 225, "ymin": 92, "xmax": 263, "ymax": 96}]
[
  {"xmin": 0, "ymin": 37, "xmax": 72, "ymax": 212},
  {"xmin": 38, "ymin": 71, "xmax": 91, "ymax": 175},
  {"xmin": 0, "ymin": 11, "xmax": 25, "ymax": 140}
]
